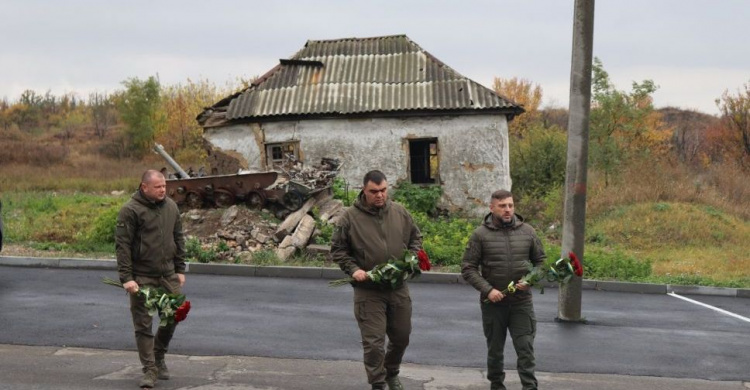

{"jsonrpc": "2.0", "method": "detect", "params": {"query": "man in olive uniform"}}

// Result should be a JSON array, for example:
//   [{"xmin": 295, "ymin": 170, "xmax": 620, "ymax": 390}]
[
  {"xmin": 115, "ymin": 170, "xmax": 186, "ymax": 388},
  {"xmin": 461, "ymin": 189, "xmax": 546, "ymax": 390},
  {"xmin": 331, "ymin": 170, "xmax": 422, "ymax": 390}
]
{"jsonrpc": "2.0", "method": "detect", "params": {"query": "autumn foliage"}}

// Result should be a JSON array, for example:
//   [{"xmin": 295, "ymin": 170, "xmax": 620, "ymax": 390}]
[{"xmin": 493, "ymin": 77, "xmax": 543, "ymax": 137}]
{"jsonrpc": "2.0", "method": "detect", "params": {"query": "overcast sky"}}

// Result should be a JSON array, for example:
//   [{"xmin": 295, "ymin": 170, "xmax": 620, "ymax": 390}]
[{"xmin": 1, "ymin": 0, "xmax": 748, "ymax": 115}]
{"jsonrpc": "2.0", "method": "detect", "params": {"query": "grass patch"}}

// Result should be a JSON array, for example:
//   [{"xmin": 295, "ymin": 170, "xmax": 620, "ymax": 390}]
[
  {"xmin": 236, "ymin": 250, "xmax": 329, "ymax": 267},
  {"xmin": 590, "ymin": 202, "xmax": 745, "ymax": 250},
  {"xmin": 2, "ymin": 191, "xmax": 129, "ymax": 250},
  {"xmin": 585, "ymin": 201, "xmax": 750, "ymax": 287}
]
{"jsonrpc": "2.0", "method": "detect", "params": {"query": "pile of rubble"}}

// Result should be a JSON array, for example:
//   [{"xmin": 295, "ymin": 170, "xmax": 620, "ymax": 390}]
[
  {"xmin": 182, "ymin": 190, "xmax": 345, "ymax": 263},
  {"xmin": 267, "ymin": 156, "xmax": 341, "ymax": 196}
]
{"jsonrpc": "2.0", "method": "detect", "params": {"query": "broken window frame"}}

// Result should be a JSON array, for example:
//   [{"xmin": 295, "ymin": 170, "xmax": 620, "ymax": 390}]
[
  {"xmin": 265, "ymin": 141, "xmax": 300, "ymax": 169},
  {"xmin": 407, "ymin": 137, "xmax": 439, "ymax": 185}
]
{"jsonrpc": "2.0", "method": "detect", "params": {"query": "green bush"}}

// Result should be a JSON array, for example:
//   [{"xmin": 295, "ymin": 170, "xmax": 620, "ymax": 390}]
[
  {"xmin": 310, "ymin": 206, "xmax": 335, "ymax": 245},
  {"xmin": 545, "ymin": 246, "xmax": 652, "ymax": 280},
  {"xmin": 392, "ymin": 182, "xmax": 443, "ymax": 215},
  {"xmin": 185, "ymin": 237, "xmax": 216, "ymax": 263},
  {"xmin": 252, "ymin": 249, "xmax": 281, "ymax": 265},
  {"xmin": 509, "ymin": 124, "xmax": 567, "ymax": 200},
  {"xmin": 332, "ymin": 177, "xmax": 359, "ymax": 206},
  {"xmin": 539, "ymin": 185, "xmax": 564, "ymax": 230},
  {"xmin": 314, "ymin": 221, "xmax": 334, "ymax": 245},
  {"xmin": 216, "ymin": 240, "xmax": 230, "ymax": 252},
  {"xmin": 83, "ymin": 204, "xmax": 120, "ymax": 245},
  {"xmin": 412, "ymin": 211, "xmax": 477, "ymax": 267}
]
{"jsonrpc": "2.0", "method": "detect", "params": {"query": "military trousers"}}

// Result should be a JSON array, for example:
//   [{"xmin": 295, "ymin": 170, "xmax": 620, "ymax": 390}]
[
  {"xmin": 481, "ymin": 300, "xmax": 537, "ymax": 390},
  {"xmin": 353, "ymin": 285, "xmax": 412, "ymax": 387},
  {"xmin": 129, "ymin": 273, "xmax": 182, "ymax": 369}
]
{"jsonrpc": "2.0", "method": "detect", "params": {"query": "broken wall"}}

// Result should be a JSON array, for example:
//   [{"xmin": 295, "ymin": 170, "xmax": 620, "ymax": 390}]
[{"xmin": 203, "ymin": 114, "xmax": 511, "ymax": 216}]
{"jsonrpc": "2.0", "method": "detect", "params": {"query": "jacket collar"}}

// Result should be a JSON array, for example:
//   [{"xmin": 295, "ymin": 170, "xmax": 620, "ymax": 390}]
[
  {"xmin": 133, "ymin": 189, "xmax": 165, "ymax": 209},
  {"xmin": 482, "ymin": 212, "xmax": 524, "ymax": 230},
  {"xmin": 353, "ymin": 191, "xmax": 391, "ymax": 216}
]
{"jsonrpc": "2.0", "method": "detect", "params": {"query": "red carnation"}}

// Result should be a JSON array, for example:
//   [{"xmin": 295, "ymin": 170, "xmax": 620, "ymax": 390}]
[
  {"xmin": 417, "ymin": 249, "xmax": 431, "ymax": 271},
  {"xmin": 175, "ymin": 301, "xmax": 191, "ymax": 323},
  {"xmin": 569, "ymin": 252, "xmax": 584, "ymax": 277}
]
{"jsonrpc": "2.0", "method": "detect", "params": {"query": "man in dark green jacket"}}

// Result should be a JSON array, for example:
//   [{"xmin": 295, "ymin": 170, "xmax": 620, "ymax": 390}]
[
  {"xmin": 331, "ymin": 170, "xmax": 422, "ymax": 390},
  {"xmin": 115, "ymin": 170, "xmax": 186, "ymax": 389},
  {"xmin": 461, "ymin": 189, "xmax": 546, "ymax": 390}
]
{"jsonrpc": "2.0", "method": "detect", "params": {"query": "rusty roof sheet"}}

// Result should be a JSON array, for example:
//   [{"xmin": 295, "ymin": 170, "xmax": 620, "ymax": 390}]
[{"xmin": 221, "ymin": 35, "xmax": 521, "ymax": 120}]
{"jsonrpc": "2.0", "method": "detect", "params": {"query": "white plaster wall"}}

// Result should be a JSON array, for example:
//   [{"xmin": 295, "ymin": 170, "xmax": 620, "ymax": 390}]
[
  {"xmin": 205, "ymin": 114, "xmax": 511, "ymax": 216},
  {"xmin": 204, "ymin": 124, "xmax": 262, "ymax": 168}
]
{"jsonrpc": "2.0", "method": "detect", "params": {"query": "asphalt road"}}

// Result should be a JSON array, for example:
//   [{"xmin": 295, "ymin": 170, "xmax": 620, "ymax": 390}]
[{"xmin": 0, "ymin": 266, "xmax": 748, "ymax": 381}]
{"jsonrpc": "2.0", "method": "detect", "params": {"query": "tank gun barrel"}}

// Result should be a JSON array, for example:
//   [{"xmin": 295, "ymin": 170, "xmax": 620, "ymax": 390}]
[{"xmin": 153, "ymin": 143, "xmax": 190, "ymax": 179}]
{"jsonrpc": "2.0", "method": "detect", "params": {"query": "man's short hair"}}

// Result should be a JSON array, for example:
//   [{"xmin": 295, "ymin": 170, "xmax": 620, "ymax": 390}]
[
  {"xmin": 141, "ymin": 169, "xmax": 164, "ymax": 185},
  {"xmin": 491, "ymin": 189, "xmax": 513, "ymax": 201},
  {"xmin": 363, "ymin": 170, "xmax": 387, "ymax": 186}
]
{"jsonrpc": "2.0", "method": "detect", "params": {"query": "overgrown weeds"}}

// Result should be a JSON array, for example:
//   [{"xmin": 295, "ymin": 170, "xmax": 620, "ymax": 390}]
[
  {"xmin": 588, "ymin": 158, "xmax": 750, "ymax": 221},
  {"xmin": 1, "ymin": 191, "xmax": 127, "ymax": 252},
  {"xmin": 392, "ymin": 182, "xmax": 443, "ymax": 215}
]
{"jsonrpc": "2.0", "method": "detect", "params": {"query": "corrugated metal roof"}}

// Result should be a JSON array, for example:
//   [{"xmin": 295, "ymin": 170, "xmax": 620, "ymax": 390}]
[{"xmin": 217, "ymin": 35, "xmax": 522, "ymax": 121}]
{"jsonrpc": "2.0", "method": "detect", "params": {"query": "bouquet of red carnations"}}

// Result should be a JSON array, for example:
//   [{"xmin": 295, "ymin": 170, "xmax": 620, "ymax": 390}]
[
  {"xmin": 102, "ymin": 277, "xmax": 191, "ymax": 327},
  {"xmin": 501, "ymin": 251, "xmax": 584, "ymax": 295},
  {"xmin": 329, "ymin": 249, "xmax": 432, "ymax": 288}
]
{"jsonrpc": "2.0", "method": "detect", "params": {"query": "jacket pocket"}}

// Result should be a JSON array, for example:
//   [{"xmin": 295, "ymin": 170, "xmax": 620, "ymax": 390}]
[{"xmin": 354, "ymin": 247, "xmax": 370, "ymax": 270}]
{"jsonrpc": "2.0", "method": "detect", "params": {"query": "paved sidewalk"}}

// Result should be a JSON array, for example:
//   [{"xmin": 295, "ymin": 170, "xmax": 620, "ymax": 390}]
[{"xmin": 1, "ymin": 344, "xmax": 748, "ymax": 390}]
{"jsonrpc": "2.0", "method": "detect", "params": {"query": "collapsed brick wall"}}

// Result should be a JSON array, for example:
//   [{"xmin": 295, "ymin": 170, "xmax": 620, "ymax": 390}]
[{"xmin": 204, "ymin": 139, "xmax": 246, "ymax": 175}]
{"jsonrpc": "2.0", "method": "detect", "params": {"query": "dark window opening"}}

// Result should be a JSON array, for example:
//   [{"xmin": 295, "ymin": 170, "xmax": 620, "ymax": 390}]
[
  {"xmin": 409, "ymin": 138, "xmax": 439, "ymax": 184},
  {"xmin": 265, "ymin": 141, "xmax": 300, "ymax": 169}
]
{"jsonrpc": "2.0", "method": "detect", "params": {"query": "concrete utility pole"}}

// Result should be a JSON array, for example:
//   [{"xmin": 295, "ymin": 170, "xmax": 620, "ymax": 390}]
[{"xmin": 558, "ymin": 0, "xmax": 595, "ymax": 322}]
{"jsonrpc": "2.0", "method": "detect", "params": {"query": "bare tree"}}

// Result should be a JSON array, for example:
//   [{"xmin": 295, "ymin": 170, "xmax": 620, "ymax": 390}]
[{"xmin": 716, "ymin": 81, "xmax": 750, "ymax": 166}]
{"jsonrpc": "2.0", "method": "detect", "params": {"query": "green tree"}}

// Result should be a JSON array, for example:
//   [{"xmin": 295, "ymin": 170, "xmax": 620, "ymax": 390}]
[
  {"xmin": 117, "ymin": 76, "xmax": 161, "ymax": 156},
  {"xmin": 58, "ymin": 108, "xmax": 87, "ymax": 141},
  {"xmin": 510, "ymin": 123, "xmax": 567, "ymax": 199},
  {"xmin": 589, "ymin": 58, "xmax": 667, "ymax": 185}
]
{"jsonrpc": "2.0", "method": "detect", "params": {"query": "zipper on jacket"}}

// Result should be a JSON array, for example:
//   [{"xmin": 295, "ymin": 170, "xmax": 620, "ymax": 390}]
[
  {"xmin": 378, "ymin": 210, "xmax": 387, "ymax": 263},
  {"xmin": 504, "ymin": 228, "xmax": 512, "ymax": 279}
]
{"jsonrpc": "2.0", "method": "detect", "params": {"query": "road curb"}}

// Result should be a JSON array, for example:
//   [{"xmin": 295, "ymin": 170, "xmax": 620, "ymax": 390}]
[{"xmin": 1, "ymin": 255, "xmax": 748, "ymax": 298}]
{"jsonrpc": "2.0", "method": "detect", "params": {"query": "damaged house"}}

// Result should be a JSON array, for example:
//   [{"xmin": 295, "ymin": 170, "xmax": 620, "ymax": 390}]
[{"xmin": 197, "ymin": 34, "xmax": 523, "ymax": 215}]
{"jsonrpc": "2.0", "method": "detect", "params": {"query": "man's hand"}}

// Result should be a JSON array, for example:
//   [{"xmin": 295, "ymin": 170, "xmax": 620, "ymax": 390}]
[
  {"xmin": 123, "ymin": 281, "xmax": 139, "ymax": 294},
  {"xmin": 487, "ymin": 288, "xmax": 504, "ymax": 303},
  {"xmin": 352, "ymin": 269, "xmax": 368, "ymax": 282},
  {"xmin": 177, "ymin": 273, "xmax": 185, "ymax": 287},
  {"xmin": 515, "ymin": 282, "xmax": 530, "ymax": 291}
]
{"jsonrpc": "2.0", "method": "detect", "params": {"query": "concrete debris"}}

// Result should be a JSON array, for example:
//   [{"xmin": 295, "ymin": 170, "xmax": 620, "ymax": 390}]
[
  {"xmin": 220, "ymin": 205, "xmax": 239, "ymax": 227},
  {"xmin": 181, "ymin": 191, "xmax": 345, "ymax": 265}
]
